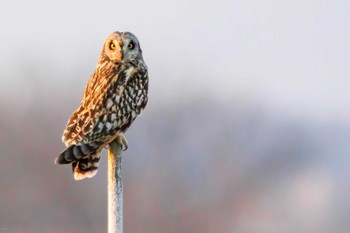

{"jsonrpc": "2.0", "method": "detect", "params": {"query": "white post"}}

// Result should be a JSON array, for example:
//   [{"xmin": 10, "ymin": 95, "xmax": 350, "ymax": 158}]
[{"xmin": 108, "ymin": 140, "xmax": 123, "ymax": 233}]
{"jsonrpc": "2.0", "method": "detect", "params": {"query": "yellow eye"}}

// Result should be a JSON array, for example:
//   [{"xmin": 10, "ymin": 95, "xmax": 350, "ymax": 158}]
[
  {"xmin": 110, "ymin": 42, "xmax": 116, "ymax": 50},
  {"xmin": 128, "ymin": 42, "xmax": 134, "ymax": 49}
]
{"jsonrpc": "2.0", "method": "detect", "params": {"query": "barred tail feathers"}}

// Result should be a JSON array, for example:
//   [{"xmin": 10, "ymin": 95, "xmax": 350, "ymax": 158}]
[
  {"xmin": 72, "ymin": 154, "xmax": 101, "ymax": 180},
  {"xmin": 55, "ymin": 143, "xmax": 92, "ymax": 164},
  {"xmin": 55, "ymin": 143, "xmax": 101, "ymax": 180}
]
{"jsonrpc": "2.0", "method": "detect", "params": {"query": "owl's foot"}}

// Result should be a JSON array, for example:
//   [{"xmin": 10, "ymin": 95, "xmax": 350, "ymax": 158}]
[{"xmin": 114, "ymin": 133, "xmax": 128, "ymax": 151}]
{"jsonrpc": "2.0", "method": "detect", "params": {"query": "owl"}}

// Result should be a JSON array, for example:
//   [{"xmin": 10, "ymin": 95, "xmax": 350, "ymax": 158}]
[{"xmin": 55, "ymin": 31, "xmax": 148, "ymax": 180}]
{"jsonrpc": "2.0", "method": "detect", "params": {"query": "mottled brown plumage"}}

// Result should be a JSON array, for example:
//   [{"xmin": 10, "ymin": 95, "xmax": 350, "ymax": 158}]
[{"xmin": 55, "ymin": 31, "xmax": 148, "ymax": 180}]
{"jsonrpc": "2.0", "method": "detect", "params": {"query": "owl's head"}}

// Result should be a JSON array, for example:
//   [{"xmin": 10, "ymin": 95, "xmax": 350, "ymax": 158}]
[{"xmin": 101, "ymin": 31, "xmax": 146, "ymax": 71}]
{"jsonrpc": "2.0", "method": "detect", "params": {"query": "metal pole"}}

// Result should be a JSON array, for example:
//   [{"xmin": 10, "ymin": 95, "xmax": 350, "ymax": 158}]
[{"xmin": 108, "ymin": 140, "xmax": 123, "ymax": 233}]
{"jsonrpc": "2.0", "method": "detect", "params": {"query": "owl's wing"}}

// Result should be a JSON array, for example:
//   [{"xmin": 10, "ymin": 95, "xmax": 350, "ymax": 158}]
[{"xmin": 62, "ymin": 68, "xmax": 122, "ymax": 146}]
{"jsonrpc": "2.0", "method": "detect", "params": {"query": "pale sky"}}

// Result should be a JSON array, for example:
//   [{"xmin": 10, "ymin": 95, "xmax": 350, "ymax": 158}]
[{"xmin": 0, "ymin": 0, "xmax": 349, "ymax": 122}]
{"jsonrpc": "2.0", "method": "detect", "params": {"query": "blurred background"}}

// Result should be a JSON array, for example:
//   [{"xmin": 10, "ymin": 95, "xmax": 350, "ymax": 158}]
[{"xmin": 0, "ymin": 0, "xmax": 349, "ymax": 232}]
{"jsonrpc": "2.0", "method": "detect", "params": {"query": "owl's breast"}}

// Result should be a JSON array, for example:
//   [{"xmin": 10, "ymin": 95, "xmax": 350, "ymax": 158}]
[{"xmin": 124, "ymin": 71, "xmax": 148, "ymax": 116}]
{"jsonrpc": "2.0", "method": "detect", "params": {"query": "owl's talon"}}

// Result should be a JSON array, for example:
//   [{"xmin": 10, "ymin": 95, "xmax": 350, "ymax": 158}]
[{"xmin": 115, "ymin": 133, "xmax": 128, "ymax": 151}]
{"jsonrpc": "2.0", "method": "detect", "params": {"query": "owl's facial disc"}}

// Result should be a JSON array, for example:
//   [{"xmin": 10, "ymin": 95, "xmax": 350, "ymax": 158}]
[{"xmin": 102, "ymin": 31, "xmax": 146, "ymax": 71}]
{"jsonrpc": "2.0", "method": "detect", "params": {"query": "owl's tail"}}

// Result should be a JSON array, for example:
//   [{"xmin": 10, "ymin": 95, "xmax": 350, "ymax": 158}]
[{"xmin": 55, "ymin": 144, "xmax": 101, "ymax": 180}]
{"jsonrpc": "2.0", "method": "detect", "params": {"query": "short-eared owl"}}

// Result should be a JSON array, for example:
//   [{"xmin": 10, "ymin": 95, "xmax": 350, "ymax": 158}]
[{"xmin": 55, "ymin": 31, "xmax": 148, "ymax": 180}]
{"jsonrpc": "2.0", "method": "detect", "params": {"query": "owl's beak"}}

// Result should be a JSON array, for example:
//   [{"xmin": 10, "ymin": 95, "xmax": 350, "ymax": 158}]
[{"xmin": 113, "ymin": 34, "xmax": 123, "ymax": 57}]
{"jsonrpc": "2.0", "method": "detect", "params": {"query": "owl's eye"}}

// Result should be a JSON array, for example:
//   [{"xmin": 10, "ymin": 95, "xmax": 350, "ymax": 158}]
[
  {"xmin": 110, "ymin": 42, "xmax": 116, "ymax": 50},
  {"xmin": 128, "ymin": 42, "xmax": 134, "ymax": 49}
]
